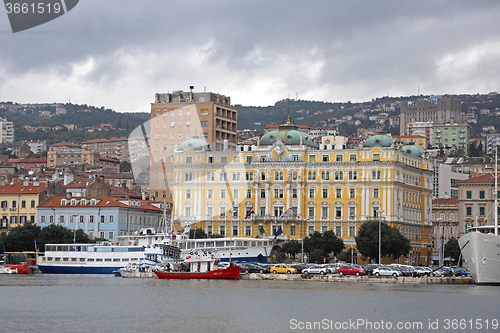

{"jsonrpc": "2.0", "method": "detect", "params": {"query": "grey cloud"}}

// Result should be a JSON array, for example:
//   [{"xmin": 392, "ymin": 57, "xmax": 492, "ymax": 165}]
[{"xmin": 0, "ymin": 0, "xmax": 499, "ymax": 109}]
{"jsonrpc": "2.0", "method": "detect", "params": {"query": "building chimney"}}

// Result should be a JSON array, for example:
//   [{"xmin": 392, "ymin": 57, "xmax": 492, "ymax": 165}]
[{"xmin": 63, "ymin": 172, "xmax": 74, "ymax": 186}]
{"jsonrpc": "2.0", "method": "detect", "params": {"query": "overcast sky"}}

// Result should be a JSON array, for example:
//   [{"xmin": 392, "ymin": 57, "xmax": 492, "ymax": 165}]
[{"xmin": 1, "ymin": 0, "xmax": 499, "ymax": 112}]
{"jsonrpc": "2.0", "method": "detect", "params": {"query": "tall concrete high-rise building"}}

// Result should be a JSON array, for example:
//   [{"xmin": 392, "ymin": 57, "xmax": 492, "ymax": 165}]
[
  {"xmin": 0, "ymin": 117, "xmax": 14, "ymax": 143},
  {"xmin": 148, "ymin": 89, "xmax": 238, "ymax": 203},
  {"xmin": 400, "ymin": 97, "xmax": 462, "ymax": 135}
]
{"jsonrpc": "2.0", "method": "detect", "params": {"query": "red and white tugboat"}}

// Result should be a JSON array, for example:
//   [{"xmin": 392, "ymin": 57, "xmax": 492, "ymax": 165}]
[{"xmin": 155, "ymin": 251, "xmax": 240, "ymax": 280}]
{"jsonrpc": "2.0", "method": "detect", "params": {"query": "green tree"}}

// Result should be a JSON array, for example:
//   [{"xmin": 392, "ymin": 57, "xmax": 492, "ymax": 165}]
[
  {"xmin": 276, "ymin": 240, "xmax": 302, "ymax": 257},
  {"xmin": 275, "ymin": 230, "xmax": 344, "ymax": 263},
  {"xmin": 38, "ymin": 225, "xmax": 92, "ymax": 247},
  {"xmin": 2, "ymin": 223, "xmax": 93, "ymax": 253},
  {"xmin": 189, "ymin": 228, "xmax": 208, "ymax": 239},
  {"xmin": 2, "ymin": 223, "xmax": 41, "ymax": 252},
  {"xmin": 355, "ymin": 221, "xmax": 411, "ymax": 262},
  {"xmin": 336, "ymin": 247, "xmax": 357, "ymax": 263},
  {"xmin": 449, "ymin": 148, "xmax": 465, "ymax": 157},
  {"xmin": 120, "ymin": 161, "xmax": 132, "ymax": 173},
  {"xmin": 303, "ymin": 230, "xmax": 344, "ymax": 263},
  {"xmin": 444, "ymin": 238, "xmax": 460, "ymax": 263},
  {"xmin": 209, "ymin": 234, "xmax": 224, "ymax": 238}
]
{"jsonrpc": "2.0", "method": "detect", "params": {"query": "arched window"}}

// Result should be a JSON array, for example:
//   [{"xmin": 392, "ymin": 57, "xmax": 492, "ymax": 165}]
[
  {"xmin": 292, "ymin": 171, "xmax": 298, "ymax": 180},
  {"xmin": 334, "ymin": 171, "xmax": 343, "ymax": 180},
  {"xmin": 261, "ymin": 171, "xmax": 266, "ymax": 181},
  {"xmin": 219, "ymin": 172, "xmax": 227, "ymax": 182},
  {"xmin": 184, "ymin": 172, "xmax": 193, "ymax": 182},
  {"xmin": 321, "ymin": 171, "xmax": 330, "ymax": 181},
  {"xmin": 348, "ymin": 170, "xmax": 357, "ymax": 180},
  {"xmin": 372, "ymin": 170, "xmax": 381, "ymax": 180},
  {"xmin": 206, "ymin": 172, "xmax": 214, "ymax": 182},
  {"xmin": 275, "ymin": 171, "xmax": 284, "ymax": 181},
  {"xmin": 307, "ymin": 171, "xmax": 316, "ymax": 181},
  {"xmin": 232, "ymin": 172, "xmax": 240, "ymax": 181}
]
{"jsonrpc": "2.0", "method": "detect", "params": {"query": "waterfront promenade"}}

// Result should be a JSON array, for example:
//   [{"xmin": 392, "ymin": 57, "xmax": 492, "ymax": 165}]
[{"xmin": 121, "ymin": 271, "xmax": 474, "ymax": 284}]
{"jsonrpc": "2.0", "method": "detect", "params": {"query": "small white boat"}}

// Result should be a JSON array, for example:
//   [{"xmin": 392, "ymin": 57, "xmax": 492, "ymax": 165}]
[
  {"xmin": 0, "ymin": 266, "xmax": 15, "ymax": 274},
  {"xmin": 116, "ymin": 264, "xmax": 141, "ymax": 277}
]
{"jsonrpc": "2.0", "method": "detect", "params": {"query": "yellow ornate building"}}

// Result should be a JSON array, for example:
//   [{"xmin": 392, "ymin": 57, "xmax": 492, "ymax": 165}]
[
  {"xmin": 0, "ymin": 179, "xmax": 47, "ymax": 232},
  {"xmin": 171, "ymin": 120, "xmax": 434, "ymax": 264}
]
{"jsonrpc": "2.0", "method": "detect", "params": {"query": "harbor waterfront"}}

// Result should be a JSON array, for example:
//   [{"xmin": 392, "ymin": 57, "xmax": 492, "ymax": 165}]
[
  {"xmin": 120, "ymin": 271, "xmax": 474, "ymax": 284},
  {"xmin": 1, "ymin": 275, "xmax": 499, "ymax": 333}
]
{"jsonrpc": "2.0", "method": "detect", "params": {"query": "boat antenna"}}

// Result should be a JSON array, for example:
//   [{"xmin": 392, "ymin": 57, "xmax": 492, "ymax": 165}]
[
  {"xmin": 222, "ymin": 169, "xmax": 235, "ymax": 265},
  {"xmin": 495, "ymin": 148, "xmax": 498, "ymax": 236},
  {"xmin": 0, "ymin": 232, "xmax": 8, "ymax": 264}
]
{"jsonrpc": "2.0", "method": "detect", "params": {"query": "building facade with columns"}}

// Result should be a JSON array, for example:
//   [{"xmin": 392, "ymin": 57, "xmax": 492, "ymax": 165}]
[{"xmin": 170, "ymin": 121, "xmax": 434, "ymax": 265}]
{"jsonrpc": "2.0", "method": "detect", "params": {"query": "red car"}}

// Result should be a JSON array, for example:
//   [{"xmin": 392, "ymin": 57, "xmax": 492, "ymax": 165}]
[{"xmin": 338, "ymin": 265, "xmax": 365, "ymax": 276}]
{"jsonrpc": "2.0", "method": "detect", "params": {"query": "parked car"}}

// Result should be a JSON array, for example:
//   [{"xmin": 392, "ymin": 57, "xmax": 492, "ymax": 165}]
[
  {"xmin": 290, "ymin": 264, "xmax": 308, "ymax": 274},
  {"xmin": 338, "ymin": 265, "xmax": 365, "ymax": 276},
  {"xmin": 270, "ymin": 264, "xmax": 297, "ymax": 274},
  {"xmin": 302, "ymin": 264, "xmax": 328, "ymax": 275},
  {"xmin": 362, "ymin": 264, "xmax": 379, "ymax": 276},
  {"xmin": 431, "ymin": 267, "xmax": 453, "ymax": 277},
  {"xmin": 413, "ymin": 266, "xmax": 432, "ymax": 277},
  {"xmin": 372, "ymin": 266, "xmax": 401, "ymax": 277},
  {"xmin": 453, "ymin": 267, "xmax": 470, "ymax": 276},
  {"xmin": 390, "ymin": 266, "xmax": 411, "ymax": 276},
  {"xmin": 240, "ymin": 263, "xmax": 270, "ymax": 274},
  {"xmin": 324, "ymin": 264, "xmax": 338, "ymax": 274},
  {"xmin": 390, "ymin": 264, "xmax": 418, "ymax": 277},
  {"xmin": 217, "ymin": 262, "xmax": 230, "ymax": 270}
]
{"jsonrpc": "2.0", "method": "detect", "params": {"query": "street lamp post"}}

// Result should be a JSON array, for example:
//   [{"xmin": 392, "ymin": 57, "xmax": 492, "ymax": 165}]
[
  {"xmin": 436, "ymin": 218, "xmax": 443, "ymax": 266},
  {"xmin": 301, "ymin": 217, "xmax": 307, "ymax": 263},
  {"xmin": 301, "ymin": 219, "xmax": 304, "ymax": 262},
  {"xmin": 71, "ymin": 215, "xmax": 78, "ymax": 244},
  {"xmin": 378, "ymin": 210, "xmax": 384, "ymax": 265}
]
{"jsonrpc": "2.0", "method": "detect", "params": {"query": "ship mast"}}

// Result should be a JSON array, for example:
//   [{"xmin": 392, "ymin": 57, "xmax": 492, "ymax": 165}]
[{"xmin": 495, "ymin": 149, "xmax": 498, "ymax": 236}]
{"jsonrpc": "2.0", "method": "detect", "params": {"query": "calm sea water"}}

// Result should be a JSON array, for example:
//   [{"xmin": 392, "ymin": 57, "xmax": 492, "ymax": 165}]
[{"xmin": 1, "ymin": 274, "xmax": 499, "ymax": 333}]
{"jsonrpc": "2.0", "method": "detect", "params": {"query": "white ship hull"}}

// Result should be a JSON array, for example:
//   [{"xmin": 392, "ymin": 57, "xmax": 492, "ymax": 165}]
[
  {"xmin": 179, "ymin": 237, "xmax": 273, "ymax": 263},
  {"xmin": 458, "ymin": 232, "xmax": 500, "ymax": 285}
]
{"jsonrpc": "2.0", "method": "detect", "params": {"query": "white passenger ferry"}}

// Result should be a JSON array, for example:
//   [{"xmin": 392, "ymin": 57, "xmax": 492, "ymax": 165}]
[
  {"xmin": 37, "ymin": 228, "xmax": 273, "ymax": 274},
  {"xmin": 179, "ymin": 237, "xmax": 273, "ymax": 263},
  {"xmin": 37, "ymin": 228, "xmax": 181, "ymax": 274}
]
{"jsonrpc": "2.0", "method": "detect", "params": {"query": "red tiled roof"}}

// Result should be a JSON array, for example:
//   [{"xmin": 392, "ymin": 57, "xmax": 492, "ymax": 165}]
[
  {"xmin": 9, "ymin": 158, "xmax": 47, "ymax": 163},
  {"xmin": 100, "ymin": 157, "xmax": 120, "ymax": 163},
  {"xmin": 432, "ymin": 198, "xmax": 458, "ymax": 204},
  {"xmin": 82, "ymin": 137, "xmax": 127, "ymax": 144},
  {"xmin": 456, "ymin": 173, "xmax": 495, "ymax": 184},
  {"xmin": 60, "ymin": 179, "xmax": 94, "ymax": 188},
  {"xmin": 50, "ymin": 142, "xmax": 81, "ymax": 147},
  {"xmin": 0, "ymin": 182, "xmax": 46, "ymax": 194},
  {"xmin": 109, "ymin": 186, "xmax": 141, "ymax": 198},
  {"xmin": 39, "ymin": 197, "xmax": 160, "ymax": 211}
]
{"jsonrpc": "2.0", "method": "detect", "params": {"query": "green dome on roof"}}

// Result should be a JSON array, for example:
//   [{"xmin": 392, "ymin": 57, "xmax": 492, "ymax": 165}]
[
  {"xmin": 260, "ymin": 129, "xmax": 318, "ymax": 147},
  {"xmin": 401, "ymin": 144, "xmax": 425, "ymax": 157},
  {"xmin": 363, "ymin": 134, "xmax": 396, "ymax": 147},
  {"xmin": 177, "ymin": 138, "xmax": 212, "ymax": 151},
  {"xmin": 260, "ymin": 114, "xmax": 318, "ymax": 148}
]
